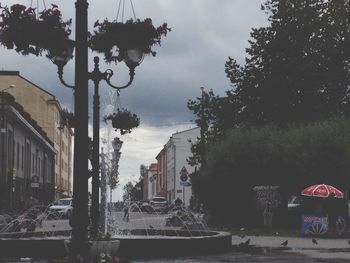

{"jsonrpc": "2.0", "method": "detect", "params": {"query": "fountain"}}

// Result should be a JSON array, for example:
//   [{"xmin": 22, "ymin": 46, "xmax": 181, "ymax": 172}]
[{"xmin": 0, "ymin": 202, "xmax": 232, "ymax": 260}]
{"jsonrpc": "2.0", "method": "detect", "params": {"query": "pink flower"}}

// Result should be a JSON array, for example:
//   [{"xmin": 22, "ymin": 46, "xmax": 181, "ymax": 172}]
[{"xmin": 10, "ymin": 4, "xmax": 26, "ymax": 12}]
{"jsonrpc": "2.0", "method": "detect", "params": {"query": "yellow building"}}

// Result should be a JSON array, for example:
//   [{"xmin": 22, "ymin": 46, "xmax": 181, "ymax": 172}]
[{"xmin": 0, "ymin": 71, "xmax": 73, "ymax": 199}]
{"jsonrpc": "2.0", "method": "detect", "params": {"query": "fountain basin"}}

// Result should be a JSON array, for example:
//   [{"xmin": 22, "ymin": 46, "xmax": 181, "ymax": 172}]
[{"xmin": 0, "ymin": 229, "xmax": 232, "ymax": 258}]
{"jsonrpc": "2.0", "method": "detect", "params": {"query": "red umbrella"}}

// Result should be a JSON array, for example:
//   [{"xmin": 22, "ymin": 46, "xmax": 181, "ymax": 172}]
[{"xmin": 301, "ymin": 184, "xmax": 344, "ymax": 198}]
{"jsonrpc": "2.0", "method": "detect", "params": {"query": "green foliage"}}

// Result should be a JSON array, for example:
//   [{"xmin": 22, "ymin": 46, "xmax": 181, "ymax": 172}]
[
  {"xmin": 226, "ymin": 0, "xmax": 350, "ymax": 126},
  {"xmin": 90, "ymin": 18, "xmax": 171, "ymax": 63},
  {"xmin": 193, "ymin": 117, "xmax": 350, "ymax": 226},
  {"xmin": 122, "ymin": 181, "xmax": 142, "ymax": 201}
]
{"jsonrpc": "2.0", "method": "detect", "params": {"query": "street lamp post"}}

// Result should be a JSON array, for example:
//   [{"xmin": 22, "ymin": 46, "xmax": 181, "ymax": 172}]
[{"xmin": 51, "ymin": 0, "xmax": 144, "ymax": 256}]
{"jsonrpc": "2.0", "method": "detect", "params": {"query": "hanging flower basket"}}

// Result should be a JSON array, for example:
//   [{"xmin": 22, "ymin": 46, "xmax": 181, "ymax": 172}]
[
  {"xmin": 89, "ymin": 18, "xmax": 171, "ymax": 63},
  {"xmin": 104, "ymin": 109, "xmax": 140, "ymax": 135},
  {"xmin": 0, "ymin": 4, "xmax": 72, "ymax": 57}
]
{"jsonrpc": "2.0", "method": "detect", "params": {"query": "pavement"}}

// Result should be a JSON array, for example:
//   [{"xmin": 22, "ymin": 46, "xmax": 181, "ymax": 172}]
[{"xmin": 232, "ymin": 235, "xmax": 350, "ymax": 261}]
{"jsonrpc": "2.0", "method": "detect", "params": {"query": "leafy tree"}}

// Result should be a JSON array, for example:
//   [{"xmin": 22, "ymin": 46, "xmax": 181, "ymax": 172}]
[
  {"xmin": 140, "ymin": 164, "xmax": 147, "ymax": 178},
  {"xmin": 226, "ymin": 0, "xmax": 350, "ymax": 126},
  {"xmin": 122, "ymin": 181, "xmax": 142, "ymax": 201},
  {"xmin": 193, "ymin": 117, "xmax": 350, "ymax": 226}
]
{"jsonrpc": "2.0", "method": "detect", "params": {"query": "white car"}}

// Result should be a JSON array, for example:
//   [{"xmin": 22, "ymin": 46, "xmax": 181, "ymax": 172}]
[
  {"xmin": 49, "ymin": 198, "xmax": 73, "ymax": 219},
  {"xmin": 150, "ymin": 196, "xmax": 168, "ymax": 213}
]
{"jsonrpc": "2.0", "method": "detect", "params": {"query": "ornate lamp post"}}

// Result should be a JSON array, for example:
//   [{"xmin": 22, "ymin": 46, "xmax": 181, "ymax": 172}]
[{"xmin": 49, "ymin": 0, "xmax": 144, "ymax": 257}]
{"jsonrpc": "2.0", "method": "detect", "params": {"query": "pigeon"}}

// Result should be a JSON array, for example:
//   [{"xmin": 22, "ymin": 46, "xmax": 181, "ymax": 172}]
[
  {"xmin": 312, "ymin": 238, "xmax": 318, "ymax": 245},
  {"xmin": 52, "ymin": 224, "xmax": 56, "ymax": 228},
  {"xmin": 244, "ymin": 238, "xmax": 250, "ymax": 245},
  {"xmin": 238, "ymin": 238, "xmax": 250, "ymax": 248},
  {"xmin": 149, "ymin": 225, "xmax": 154, "ymax": 229},
  {"xmin": 281, "ymin": 240, "xmax": 288, "ymax": 247}
]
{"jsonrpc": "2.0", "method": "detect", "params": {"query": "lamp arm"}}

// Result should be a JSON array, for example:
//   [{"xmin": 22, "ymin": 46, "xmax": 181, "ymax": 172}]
[
  {"xmin": 57, "ymin": 65, "xmax": 75, "ymax": 89},
  {"xmin": 104, "ymin": 68, "xmax": 135, "ymax": 90}
]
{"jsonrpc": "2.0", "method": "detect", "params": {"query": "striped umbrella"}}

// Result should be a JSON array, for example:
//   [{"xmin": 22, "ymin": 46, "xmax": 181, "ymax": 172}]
[{"xmin": 301, "ymin": 184, "xmax": 344, "ymax": 198}]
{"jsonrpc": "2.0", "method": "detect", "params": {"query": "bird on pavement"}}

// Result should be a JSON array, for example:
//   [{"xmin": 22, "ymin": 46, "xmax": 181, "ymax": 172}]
[
  {"xmin": 238, "ymin": 238, "xmax": 250, "ymax": 248},
  {"xmin": 149, "ymin": 225, "xmax": 154, "ymax": 229},
  {"xmin": 238, "ymin": 234, "xmax": 246, "ymax": 239},
  {"xmin": 52, "ymin": 224, "xmax": 56, "ymax": 228},
  {"xmin": 312, "ymin": 238, "xmax": 318, "ymax": 245},
  {"xmin": 281, "ymin": 240, "xmax": 288, "ymax": 247}
]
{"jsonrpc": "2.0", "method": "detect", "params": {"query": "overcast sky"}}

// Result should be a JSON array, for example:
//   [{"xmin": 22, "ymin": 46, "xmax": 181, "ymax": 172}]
[{"xmin": 0, "ymin": 0, "xmax": 267, "ymax": 200}]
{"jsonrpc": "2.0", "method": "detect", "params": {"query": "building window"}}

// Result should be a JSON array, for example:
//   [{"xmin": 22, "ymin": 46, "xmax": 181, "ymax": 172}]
[
  {"xmin": 21, "ymin": 145, "xmax": 24, "ymax": 171},
  {"xmin": 32, "ymin": 153, "xmax": 35, "ymax": 173},
  {"xmin": 16, "ymin": 142, "xmax": 19, "ymax": 169},
  {"xmin": 7, "ymin": 130, "xmax": 13, "ymax": 168}
]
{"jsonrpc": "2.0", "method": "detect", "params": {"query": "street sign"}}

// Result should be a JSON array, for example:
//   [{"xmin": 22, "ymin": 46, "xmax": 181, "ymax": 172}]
[
  {"xmin": 31, "ymin": 175, "xmax": 39, "ymax": 188},
  {"xmin": 180, "ymin": 181, "xmax": 192, "ymax": 187},
  {"xmin": 180, "ymin": 166, "xmax": 189, "ymax": 181},
  {"xmin": 180, "ymin": 173, "xmax": 188, "ymax": 182}
]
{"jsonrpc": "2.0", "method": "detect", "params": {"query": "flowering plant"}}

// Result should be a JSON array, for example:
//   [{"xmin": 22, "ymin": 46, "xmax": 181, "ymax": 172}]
[
  {"xmin": 0, "ymin": 4, "xmax": 72, "ymax": 57},
  {"xmin": 89, "ymin": 18, "xmax": 170, "ymax": 63},
  {"xmin": 104, "ymin": 108, "xmax": 140, "ymax": 135}
]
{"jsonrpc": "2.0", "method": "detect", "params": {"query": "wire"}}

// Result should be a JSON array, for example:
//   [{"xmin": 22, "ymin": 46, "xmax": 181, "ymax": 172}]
[
  {"xmin": 130, "ymin": 0, "xmax": 137, "ymax": 20},
  {"xmin": 122, "ymin": 0, "xmax": 125, "ymax": 23},
  {"xmin": 116, "ymin": 0, "xmax": 122, "ymax": 21}
]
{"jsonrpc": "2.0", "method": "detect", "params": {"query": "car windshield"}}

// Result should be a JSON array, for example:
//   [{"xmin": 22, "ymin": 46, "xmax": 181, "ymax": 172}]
[
  {"xmin": 152, "ymin": 198, "xmax": 166, "ymax": 202},
  {"xmin": 55, "ymin": 199, "xmax": 71, "ymax": 206}
]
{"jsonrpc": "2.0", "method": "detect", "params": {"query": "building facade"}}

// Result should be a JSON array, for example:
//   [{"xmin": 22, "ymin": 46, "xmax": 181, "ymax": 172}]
[
  {"xmin": 147, "ymin": 163, "xmax": 158, "ymax": 200},
  {"xmin": 0, "ymin": 71, "xmax": 73, "ymax": 199},
  {"xmin": 0, "ymin": 93, "xmax": 55, "ymax": 213},
  {"xmin": 157, "ymin": 127, "xmax": 199, "ymax": 207},
  {"xmin": 155, "ymin": 148, "xmax": 167, "ymax": 198}
]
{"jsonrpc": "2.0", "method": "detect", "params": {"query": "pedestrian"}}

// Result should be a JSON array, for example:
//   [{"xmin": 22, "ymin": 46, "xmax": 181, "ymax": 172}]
[
  {"xmin": 175, "ymin": 197, "xmax": 182, "ymax": 207},
  {"xmin": 326, "ymin": 193, "xmax": 337, "ymax": 234},
  {"xmin": 123, "ymin": 205, "xmax": 129, "ymax": 222}
]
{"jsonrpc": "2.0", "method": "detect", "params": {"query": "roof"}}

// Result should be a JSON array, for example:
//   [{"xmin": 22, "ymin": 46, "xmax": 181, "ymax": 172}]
[{"xmin": 0, "ymin": 70, "xmax": 56, "ymax": 98}]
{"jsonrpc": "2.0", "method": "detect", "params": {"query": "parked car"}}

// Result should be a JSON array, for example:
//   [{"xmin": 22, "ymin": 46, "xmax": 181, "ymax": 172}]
[
  {"xmin": 149, "ymin": 196, "xmax": 168, "ymax": 213},
  {"xmin": 48, "ymin": 198, "xmax": 73, "ymax": 219}
]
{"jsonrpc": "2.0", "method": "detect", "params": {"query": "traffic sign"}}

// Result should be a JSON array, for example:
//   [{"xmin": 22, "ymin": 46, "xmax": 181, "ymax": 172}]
[
  {"xmin": 180, "ymin": 173, "xmax": 188, "ymax": 182},
  {"xmin": 180, "ymin": 181, "xmax": 192, "ymax": 187},
  {"xmin": 31, "ymin": 175, "xmax": 39, "ymax": 188}
]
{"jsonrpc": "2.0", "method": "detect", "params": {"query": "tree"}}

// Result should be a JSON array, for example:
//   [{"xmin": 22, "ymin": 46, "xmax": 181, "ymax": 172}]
[
  {"xmin": 225, "ymin": 0, "xmax": 350, "ymax": 126},
  {"xmin": 193, "ymin": 117, "xmax": 350, "ymax": 226},
  {"xmin": 122, "ymin": 181, "xmax": 142, "ymax": 201}
]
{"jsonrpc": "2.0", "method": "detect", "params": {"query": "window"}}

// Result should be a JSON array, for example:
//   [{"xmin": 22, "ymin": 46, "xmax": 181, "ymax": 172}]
[
  {"xmin": 16, "ymin": 143, "xmax": 19, "ymax": 169},
  {"xmin": 32, "ymin": 153, "xmax": 34, "ymax": 173},
  {"xmin": 7, "ymin": 130, "xmax": 13, "ymax": 168},
  {"xmin": 21, "ymin": 145, "xmax": 24, "ymax": 170}
]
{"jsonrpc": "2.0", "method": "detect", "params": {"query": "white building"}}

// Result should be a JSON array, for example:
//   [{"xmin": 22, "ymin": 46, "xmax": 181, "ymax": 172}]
[{"xmin": 159, "ymin": 127, "xmax": 199, "ymax": 207}]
